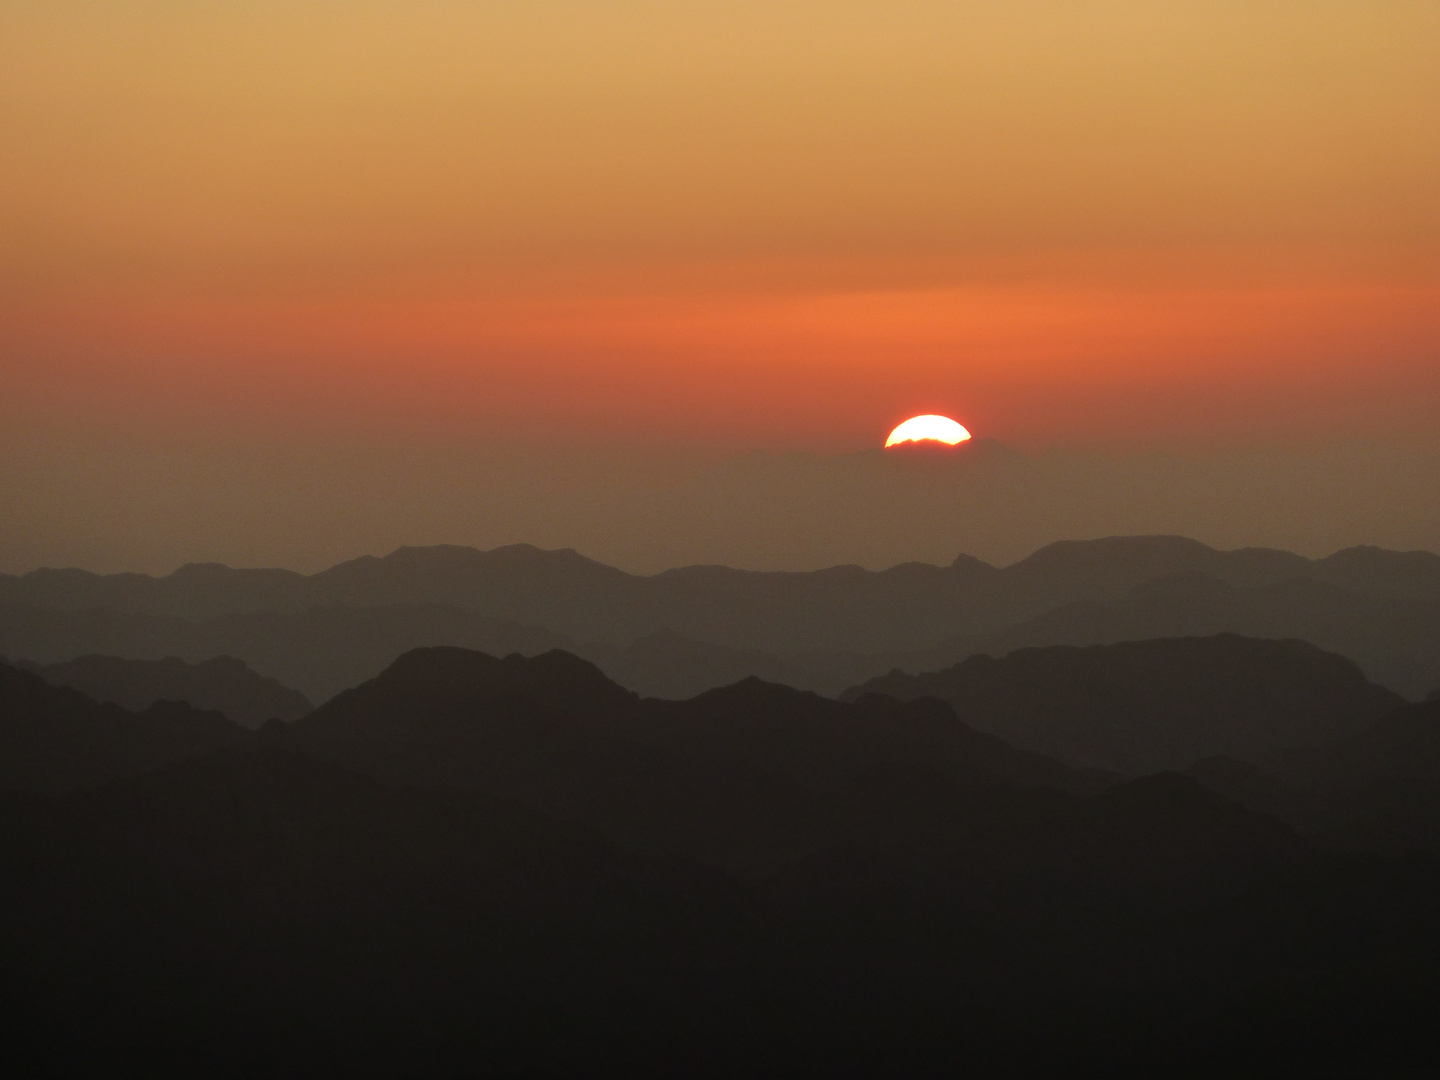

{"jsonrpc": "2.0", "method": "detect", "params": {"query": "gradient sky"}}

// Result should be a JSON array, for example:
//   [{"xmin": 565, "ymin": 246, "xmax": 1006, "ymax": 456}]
[{"xmin": 2, "ymin": 1, "xmax": 1438, "ymax": 571}]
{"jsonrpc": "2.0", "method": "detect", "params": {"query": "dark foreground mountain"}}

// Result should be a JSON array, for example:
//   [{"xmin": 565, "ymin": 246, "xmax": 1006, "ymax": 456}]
[
  {"xmin": 583, "ymin": 629, "xmax": 830, "ymax": 699},
  {"xmin": 20, "ymin": 653, "xmax": 311, "ymax": 727},
  {"xmin": 3, "ymin": 646, "xmax": 1440, "ymax": 1075},
  {"xmin": 0, "ymin": 661, "xmax": 247, "ymax": 792},
  {"xmin": 846, "ymin": 635, "xmax": 1404, "ymax": 774},
  {"xmin": 1189, "ymin": 699, "xmax": 1440, "ymax": 854},
  {"xmin": 1261, "ymin": 699, "xmax": 1440, "ymax": 791},
  {"xmin": 4, "ymin": 746, "xmax": 1439, "ymax": 1077},
  {"xmin": 281, "ymin": 647, "xmax": 1102, "ymax": 869},
  {"xmin": 0, "ymin": 748, "xmax": 763, "ymax": 1078}
]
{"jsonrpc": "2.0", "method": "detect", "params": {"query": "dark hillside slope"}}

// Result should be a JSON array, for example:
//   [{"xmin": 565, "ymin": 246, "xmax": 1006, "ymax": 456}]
[
  {"xmin": 585, "ymin": 628, "xmax": 839, "ymax": 699},
  {"xmin": 0, "ymin": 748, "xmax": 764, "ymax": 1079},
  {"xmin": 3, "ymin": 747, "xmax": 1439, "ymax": 1077},
  {"xmin": 0, "ymin": 661, "xmax": 246, "ymax": 792},
  {"xmin": 1262, "ymin": 700, "xmax": 1440, "ymax": 791},
  {"xmin": 846, "ymin": 635, "xmax": 1402, "ymax": 773},
  {"xmin": 301, "ymin": 645, "xmax": 640, "ymax": 731},
  {"xmin": 283, "ymin": 647, "xmax": 1102, "ymax": 867},
  {"xmin": 1188, "ymin": 701, "xmax": 1440, "ymax": 854},
  {"xmin": 24, "ymin": 654, "xmax": 310, "ymax": 727}
]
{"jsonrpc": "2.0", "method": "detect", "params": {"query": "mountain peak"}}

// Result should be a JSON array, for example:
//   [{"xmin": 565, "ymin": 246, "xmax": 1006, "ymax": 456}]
[
  {"xmin": 323, "ymin": 646, "xmax": 637, "ymax": 722},
  {"xmin": 1013, "ymin": 535, "xmax": 1218, "ymax": 572}
]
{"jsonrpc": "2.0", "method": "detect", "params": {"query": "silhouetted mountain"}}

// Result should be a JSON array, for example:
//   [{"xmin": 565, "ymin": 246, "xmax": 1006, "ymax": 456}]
[
  {"xmin": 21, "ymin": 654, "xmax": 310, "ymax": 728},
  {"xmin": 4, "ymin": 634, "xmax": 1440, "ymax": 1074},
  {"xmin": 0, "ymin": 562, "xmax": 311, "ymax": 620},
  {"xmin": 5, "ymin": 743, "xmax": 1440, "ymax": 1077},
  {"xmin": 580, "ymin": 629, "xmax": 910, "ymax": 700},
  {"xmin": 584, "ymin": 629, "xmax": 807, "ymax": 699},
  {"xmin": 1313, "ymin": 544, "xmax": 1440, "ymax": 599},
  {"xmin": 282, "ymin": 647, "xmax": 1103, "ymax": 868},
  {"xmin": 193, "ymin": 604, "xmax": 581, "ymax": 703},
  {"xmin": 0, "ymin": 661, "xmax": 246, "ymax": 792},
  {"xmin": 5, "ymin": 535, "xmax": 1438, "ymax": 653},
  {"xmin": 1260, "ymin": 700, "xmax": 1440, "ymax": 790},
  {"xmin": 309, "ymin": 645, "xmax": 640, "ymax": 726},
  {"xmin": 1186, "ymin": 700, "xmax": 1440, "ymax": 854},
  {"xmin": 0, "ymin": 602, "xmax": 190, "ymax": 668},
  {"xmin": 929, "ymin": 572, "xmax": 1440, "ymax": 699},
  {"xmin": 0, "ymin": 602, "xmax": 577, "ymax": 702},
  {"xmin": 7, "ymin": 563, "xmax": 1440, "ymax": 707},
  {"xmin": 844, "ymin": 635, "xmax": 1403, "ymax": 774},
  {"xmin": 0, "ymin": 597, "xmax": 917, "ymax": 703}
]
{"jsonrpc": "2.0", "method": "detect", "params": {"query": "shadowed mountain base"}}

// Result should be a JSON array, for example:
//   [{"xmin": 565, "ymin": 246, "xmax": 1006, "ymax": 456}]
[{"xmin": 3, "ymin": 647, "xmax": 1440, "ymax": 1076}]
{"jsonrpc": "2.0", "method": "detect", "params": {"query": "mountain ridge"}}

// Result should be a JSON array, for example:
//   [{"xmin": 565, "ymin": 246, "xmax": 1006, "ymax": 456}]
[
  {"xmin": 19, "ymin": 654, "xmax": 311, "ymax": 728},
  {"xmin": 4, "ymin": 535, "xmax": 1439, "ymax": 702},
  {"xmin": 5, "ymin": 535, "xmax": 1438, "ymax": 651},
  {"xmin": 844, "ymin": 634, "xmax": 1404, "ymax": 773}
]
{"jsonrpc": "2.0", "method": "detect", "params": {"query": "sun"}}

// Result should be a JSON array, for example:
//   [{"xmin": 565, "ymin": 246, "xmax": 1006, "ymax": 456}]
[{"xmin": 884, "ymin": 414, "xmax": 972, "ymax": 447}]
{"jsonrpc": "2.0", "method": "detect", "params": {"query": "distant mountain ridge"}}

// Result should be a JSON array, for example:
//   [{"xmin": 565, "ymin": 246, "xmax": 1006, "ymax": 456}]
[
  {"xmin": 5, "ymin": 535, "xmax": 1439, "ymax": 652},
  {"xmin": 3, "ymin": 535, "xmax": 1439, "ymax": 701},
  {"xmin": 926, "ymin": 571, "xmax": 1440, "ymax": 699}
]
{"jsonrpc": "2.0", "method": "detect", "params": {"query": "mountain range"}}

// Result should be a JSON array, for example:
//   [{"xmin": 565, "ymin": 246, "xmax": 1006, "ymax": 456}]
[
  {"xmin": 18, "ymin": 653, "xmax": 311, "ymax": 728},
  {"xmin": 843, "ymin": 634, "xmax": 1404, "ymax": 774},
  {"xmin": 0, "ymin": 662, "xmax": 246, "ymax": 792},
  {"xmin": 6, "ymin": 535, "xmax": 1439, "ymax": 646},
  {"xmin": 3, "ymin": 535, "xmax": 1439, "ymax": 702},
  {"xmin": 4, "ymin": 643, "xmax": 1440, "ymax": 1076}
]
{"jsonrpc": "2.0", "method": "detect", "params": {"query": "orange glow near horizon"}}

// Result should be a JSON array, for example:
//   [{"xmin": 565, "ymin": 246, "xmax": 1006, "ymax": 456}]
[
  {"xmin": 4, "ymin": 265, "xmax": 1437, "ymax": 450},
  {"xmin": 0, "ymin": 3, "xmax": 1438, "ymax": 452}
]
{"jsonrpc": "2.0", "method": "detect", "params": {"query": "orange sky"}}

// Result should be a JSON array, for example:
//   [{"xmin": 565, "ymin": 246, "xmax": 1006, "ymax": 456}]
[{"xmin": 3, "ymin": 1, "xmax": 1438, "ymax": 452}]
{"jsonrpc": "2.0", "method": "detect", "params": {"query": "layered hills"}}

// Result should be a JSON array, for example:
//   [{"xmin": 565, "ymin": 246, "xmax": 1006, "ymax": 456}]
[
  {"xmin": 3, "ymin": 644, "xmax": 1440, "ymax": 1076},
  {"xmin": 937, "ymin": 571, "xmax": 1440, "ymax": 700},
  {"xmin": 0, "ymin": 662, "xmax": 246, "ymax": 792},
  {"xmin": 845, "ymin": 635, "xmax": 1404, "ymax": 773},
  {"xmin": 2, "ymin": 535, "xmax": 1438, "ymax": 702},
  {"xmin": 1188, "ymin": 698, "xmax": 1440, "ymax": 854},
  {"xmin": 5, "ymin": 535, "xmax": 1439, "ymax": 649},
  {"xmin": 19, "ymin": 654, "xmax": 311, "ymax": 728},
  {"xmin": 280, "ymin": 646, "xmax": 1100, "ymax": 868},
  {"xmin": 0, "ymin": 603, "xmax": 572, "ymax": 702}
]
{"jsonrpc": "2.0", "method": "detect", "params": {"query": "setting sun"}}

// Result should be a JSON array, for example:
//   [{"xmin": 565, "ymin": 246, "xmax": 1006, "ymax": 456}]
[{"xmin": 884, "ymin": 415, "xmax": 972, "ymax": 447}]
